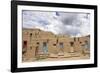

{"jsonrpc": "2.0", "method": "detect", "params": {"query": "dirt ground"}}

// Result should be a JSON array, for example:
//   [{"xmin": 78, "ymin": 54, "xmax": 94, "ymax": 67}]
[{"xmin": 22, "ymin": 52, "xmax": 90, "ymax": 62}]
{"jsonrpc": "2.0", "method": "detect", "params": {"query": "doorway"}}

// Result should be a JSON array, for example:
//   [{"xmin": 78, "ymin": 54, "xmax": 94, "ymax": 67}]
[
  {"xmin": 59, "ymin": 42, "xmax": 64, "ymax": 52},
  {"xmin": 42, "ymin": 42, "xmax": 48, "ymax": 54}
]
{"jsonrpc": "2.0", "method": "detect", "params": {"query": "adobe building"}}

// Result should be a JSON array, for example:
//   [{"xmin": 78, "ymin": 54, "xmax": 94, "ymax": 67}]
[{"xmin": 22, "ymin": 28, "xmax": 90, "ymax": 62}]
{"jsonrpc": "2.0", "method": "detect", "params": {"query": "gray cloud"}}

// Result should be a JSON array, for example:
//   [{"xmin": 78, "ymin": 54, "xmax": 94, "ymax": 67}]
[
  {"xmin": 22, "ymin": 10, "xmax": 90, "ymax": 37},
  {"xmin": 59, "ymin": 13, "xmax": 78, "ymax": 25}
]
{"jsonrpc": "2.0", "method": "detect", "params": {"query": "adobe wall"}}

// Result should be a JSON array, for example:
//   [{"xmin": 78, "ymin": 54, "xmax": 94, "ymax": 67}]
[{"xmin": 22, "ymin": 28, "xmax": 90, "ymax": 60}]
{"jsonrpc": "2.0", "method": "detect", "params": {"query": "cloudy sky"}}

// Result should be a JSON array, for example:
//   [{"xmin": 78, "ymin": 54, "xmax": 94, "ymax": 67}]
[{"xmin": 22, "ymin": 10, "xmax": 90, "ymax": 37}]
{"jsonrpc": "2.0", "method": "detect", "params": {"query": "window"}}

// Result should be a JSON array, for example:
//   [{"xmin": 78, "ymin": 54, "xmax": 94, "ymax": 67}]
[
  {"xmin": 70, "ymin": 42, "xmax": 74, "ymax": 46},
  {"xmin": 37, "ymin": 42, "xmax": 39, "ymax": 45},
  {"xmin": 30, "ymin": 33, "xmax": 32, "ymax": 37},
  {"xmin": 53, "ymin": 44, "xmax": 56, "ymax": 46},
  {"xmin": 85, "ymin": 40, "xmax": 88, "ymax": 44},
  {"xmin": 80, "ymin": 42, "xmax": 82, "ymax": 44},
  {"xmin": 30, "ymin": 33, "xmax": 32, "ymax": 42},
  {"xmin": 23, "ymin": 41, "xmax": 27, "ymax": 48},
  {"xmin": 22, "ymin": 41, "xmax": 27, "ymax": 54}
]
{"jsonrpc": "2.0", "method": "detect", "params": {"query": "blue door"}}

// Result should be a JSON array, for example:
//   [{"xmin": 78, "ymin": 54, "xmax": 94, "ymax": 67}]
[
  {"xmin": 84, "ymin": 41, "xmax": 90, "ymax": 49},
  {"xmin": 59, "ymin": 43, "xmax": 64, "ymax": 52},
  {"xmin": 59, "ymin": 43, "xmax": 64, "ymax": 49},
  {"xmin": 42, "ymin": 42, "xmax": 48, "ymax": 54}
]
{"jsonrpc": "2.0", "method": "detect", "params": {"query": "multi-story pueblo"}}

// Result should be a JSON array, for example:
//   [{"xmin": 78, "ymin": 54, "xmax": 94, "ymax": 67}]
[{"xmin": 22, "ymin": 28, "xmax": 90, "ymax": 62}]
